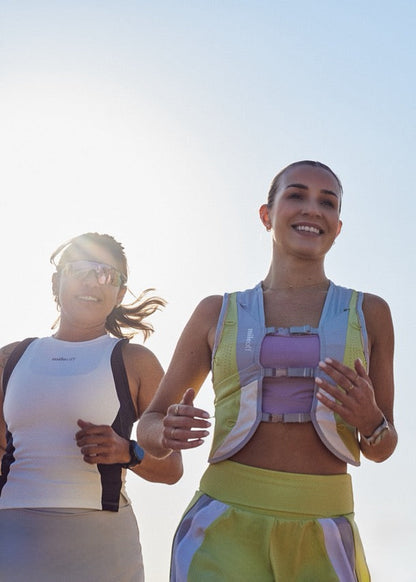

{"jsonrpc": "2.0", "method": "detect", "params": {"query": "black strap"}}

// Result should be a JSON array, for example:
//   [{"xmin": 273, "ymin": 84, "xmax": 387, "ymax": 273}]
[
  {"xmin": 1, "ymin": 337, "xmax": 37, "ymax": 493},
  {"xmin": 98, "ymin": 338, "xmax": 137, "ymax": 512},
  {"xmin": 2, "ymin": 338, "xmax": 37, "ymax": 395}
]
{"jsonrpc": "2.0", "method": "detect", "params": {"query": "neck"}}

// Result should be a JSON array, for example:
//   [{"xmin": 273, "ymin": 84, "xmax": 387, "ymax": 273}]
[
  {"xmin": 263, "ymin": 255, "xmax": 328, "ymax": 291},
  {"xmin": 53, "ymin": 320, "xmax": 107, "ymax": 342}
]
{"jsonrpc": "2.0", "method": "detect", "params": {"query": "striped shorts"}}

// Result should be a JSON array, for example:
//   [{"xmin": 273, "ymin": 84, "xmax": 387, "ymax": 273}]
[{"xmin": 171, "ymin": 461, "xmax": 370, "ymax": 581}]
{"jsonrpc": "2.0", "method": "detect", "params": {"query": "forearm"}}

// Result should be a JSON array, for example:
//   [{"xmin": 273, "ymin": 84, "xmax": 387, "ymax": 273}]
[
  {"xmin": 137, "ymin": 410, "xmax": 173, "ymax": 459},
  {"xmin": 131, "ymin": 450, "xmax": 183, "ymax": 484}
]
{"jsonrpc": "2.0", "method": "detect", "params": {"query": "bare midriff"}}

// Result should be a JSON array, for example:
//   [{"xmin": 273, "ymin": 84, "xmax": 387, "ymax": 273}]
[{"xmin": 230, "ymin": 422, "xmax": 347, "ymax": 475}]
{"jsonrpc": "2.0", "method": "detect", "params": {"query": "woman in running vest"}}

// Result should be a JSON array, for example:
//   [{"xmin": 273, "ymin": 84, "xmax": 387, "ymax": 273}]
[{"xmin": 138, "ymin": 161, "xmax": 397, "ymax": 582}]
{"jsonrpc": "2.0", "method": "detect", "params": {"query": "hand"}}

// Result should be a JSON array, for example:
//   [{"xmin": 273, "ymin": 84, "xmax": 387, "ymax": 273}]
[
  {"xmin": 75, "ymin": 419, "xmax": 130, "ymax": 465},
  {"xmin": 316, "ymin": 358, "xmax": 384, "ymax": 436},
  {"xmin": 162, "ymin": 388, "xmax": 211, "ymax": 451}
]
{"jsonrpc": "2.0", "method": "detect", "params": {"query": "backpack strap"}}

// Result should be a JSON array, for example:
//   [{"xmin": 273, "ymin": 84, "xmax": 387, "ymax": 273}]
[{"xmin": 2, "ymin": 338, "xmax": 37, "ymax": 395}]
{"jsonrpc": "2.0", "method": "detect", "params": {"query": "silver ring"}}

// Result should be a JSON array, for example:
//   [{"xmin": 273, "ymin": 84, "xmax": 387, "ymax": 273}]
[
  {"xmin": 172, "ymin": 427, "xmax": 176, "ymax": 439},
  {"xmin": 174, "ymin": 404, "xmax": 179, "ymax": 416}
]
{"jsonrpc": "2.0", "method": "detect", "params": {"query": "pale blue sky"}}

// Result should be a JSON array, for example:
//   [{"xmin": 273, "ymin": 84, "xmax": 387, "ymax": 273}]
[{"xmin": 1, "ymin": 2, "xmax": 415, "ymax": 580}]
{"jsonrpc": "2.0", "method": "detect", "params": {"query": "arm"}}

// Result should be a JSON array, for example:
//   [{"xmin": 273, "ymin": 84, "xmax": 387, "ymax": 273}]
[
  {"xmin": 75, "ymin": 343, "xmax": 183, "ymax": 484},
  {"xmin": 316, "ymin": 293, "xmax": 397, "ymax": 462},
  {"xmin": 127, "ymin": 342, "xmax": 183, "ymax": 484},
  {"xmin": 0, "ymin": 342, "xmax": 21, "ymax": 459},
  {"xmin": 137, "ymin": 295, "xmax": 222, "ymax": 459}
]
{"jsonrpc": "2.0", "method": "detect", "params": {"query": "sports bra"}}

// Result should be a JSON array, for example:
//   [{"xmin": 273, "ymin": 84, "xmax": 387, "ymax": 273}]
[{"xmin": 260, "ymin": 332, "xmax": 319, "ymax": 422}]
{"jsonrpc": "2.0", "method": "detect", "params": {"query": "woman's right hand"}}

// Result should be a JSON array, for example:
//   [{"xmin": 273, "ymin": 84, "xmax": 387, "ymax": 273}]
[{"xmin": 162, "ymin": 388, "xmax": 211, "ymax": 451}]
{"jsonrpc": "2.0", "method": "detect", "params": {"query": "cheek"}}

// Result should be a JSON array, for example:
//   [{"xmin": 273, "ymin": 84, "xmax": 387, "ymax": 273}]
[
  {"xmin": 56, "ymin": 279, "xmax": 77, "ymax": 306},
  {"xmin": 105, "ymin": 288, "xmax": 122, "ymax": 306}
]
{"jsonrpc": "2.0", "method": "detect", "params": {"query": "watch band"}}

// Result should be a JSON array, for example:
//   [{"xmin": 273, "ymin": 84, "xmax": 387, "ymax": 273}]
[
  {"xmin": 361, "ymin": 415, "xmax": 389, "ymax": 446},
  {"xmin": 121, "ymin": 440, "xmax": 145, "ymax": 468}
]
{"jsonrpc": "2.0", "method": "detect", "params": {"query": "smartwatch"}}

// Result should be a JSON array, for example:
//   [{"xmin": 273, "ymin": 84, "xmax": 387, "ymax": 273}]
[
  {"xmin": 121, "ymin": 440, "xmax": 145, "ymax": 468},
  {"xmin": 361, "ymin": 416, "xmax": 390, "ymax": 446}
]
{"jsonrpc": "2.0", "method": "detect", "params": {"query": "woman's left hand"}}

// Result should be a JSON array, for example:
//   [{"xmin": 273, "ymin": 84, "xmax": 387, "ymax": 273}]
[
  {"xmin": 75, "ymin": 419, "xmax": 130, "ymax": 465},
  {"xmin": 316, "ymin": 357, "xmax": 384, "ymax": 437}
]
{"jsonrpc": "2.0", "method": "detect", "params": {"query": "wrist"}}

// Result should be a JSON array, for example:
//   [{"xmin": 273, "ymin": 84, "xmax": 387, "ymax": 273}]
[
  {"xmin": 121, "ymin": 440, "xmax": 145, "ymax": 468},
  {"xmin": 120, "ymin": 439, "xmax": 131, "ymax": 464},
  {"xmin": 361, "ymin": 413, "xmax": 385, "ymax": 439},
  {"xmin": 360, "ymin": 415, "xmax": 390, "ymax": 446}
]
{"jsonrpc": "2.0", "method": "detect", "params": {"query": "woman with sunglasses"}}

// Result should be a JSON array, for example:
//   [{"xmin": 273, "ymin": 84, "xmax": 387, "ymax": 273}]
[
  {"xmin": 0, "ymin": 232, "xmax": 182, "ymax": 582},
  {"xmin": 138, "ymin": 161, "xmax": 397, "ymax": 581}
]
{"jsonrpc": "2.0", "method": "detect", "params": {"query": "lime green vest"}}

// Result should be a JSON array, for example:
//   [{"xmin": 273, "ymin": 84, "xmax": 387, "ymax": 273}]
[{"xmin": 208, "ymin": 282, "xmax": 368, "ymax": 466}]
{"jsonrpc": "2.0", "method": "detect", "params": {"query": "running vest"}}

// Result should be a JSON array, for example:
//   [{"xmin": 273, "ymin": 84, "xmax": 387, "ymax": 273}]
[
  {"xmin": 0, "ymin": 335, "xmax": 136, "ymax": 511},
  {"xmin": 209, "ymin": 282, "xmax": 369, "ymax": 466}
]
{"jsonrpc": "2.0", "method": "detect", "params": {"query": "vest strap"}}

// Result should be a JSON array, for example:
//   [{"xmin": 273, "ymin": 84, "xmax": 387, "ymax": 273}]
[
  {"xmin": 263, "ymin": 367, "xmax": 316, "ymax": 378},
  {"xmin": 261, "ymin": 412, "xmax": 311, "ymax": 423}
]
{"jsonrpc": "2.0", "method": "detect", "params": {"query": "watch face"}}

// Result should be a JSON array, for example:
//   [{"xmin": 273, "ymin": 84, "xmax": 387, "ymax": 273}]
[{"xmin": 130, "ymin": 441, "xmax": 145, "ymax": 465}]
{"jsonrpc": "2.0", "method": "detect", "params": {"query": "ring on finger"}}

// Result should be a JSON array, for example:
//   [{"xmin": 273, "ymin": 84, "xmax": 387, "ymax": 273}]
[
  {"xmin": 174, "ymin": 404, "xmax": 179, "ymax": 416},
  {"xmin": 346, "ymin": 383, "xmax": 354, "ymax": 392},
  {"xmin": 171, "ymin": 427, "xmax": 176, "ymax": 439}
]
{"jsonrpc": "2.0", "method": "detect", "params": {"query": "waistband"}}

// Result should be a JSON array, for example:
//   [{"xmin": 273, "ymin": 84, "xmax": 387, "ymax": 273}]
[{"xmin": 200, "ymin": 461, "xmax": 354, "ymax": 518}]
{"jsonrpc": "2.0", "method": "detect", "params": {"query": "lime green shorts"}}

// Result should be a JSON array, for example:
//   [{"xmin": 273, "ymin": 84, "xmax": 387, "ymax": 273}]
[{"xmin": 171, "ymin": 461, "xmax": 370, "ymax": 581}]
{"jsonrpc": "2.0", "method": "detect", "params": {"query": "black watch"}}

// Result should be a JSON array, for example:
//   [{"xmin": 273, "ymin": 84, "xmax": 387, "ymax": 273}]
[{"xmin": 121, "ymin": 440, "xmax": 145, "ymax": 468}]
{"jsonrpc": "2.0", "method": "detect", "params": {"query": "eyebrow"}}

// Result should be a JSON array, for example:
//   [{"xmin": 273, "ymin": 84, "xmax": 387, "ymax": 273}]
[{"xmin": 286, "ymin": 183, "xmax": 338, "ymax": 198}]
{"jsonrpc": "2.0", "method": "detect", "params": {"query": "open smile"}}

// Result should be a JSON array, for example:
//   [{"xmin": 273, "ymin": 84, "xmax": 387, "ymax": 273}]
[
  {"xmin": 77, "ymin": 295, "xmax": 101, "ymax": 303},
  {"xmin": 292, "ymin": 224, "xmax": 323, "ymax": 235}
]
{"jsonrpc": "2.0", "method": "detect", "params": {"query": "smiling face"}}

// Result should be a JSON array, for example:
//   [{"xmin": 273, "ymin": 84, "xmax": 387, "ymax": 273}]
[
  {"xmin": 53, "ymin": 240, "xmax": 127, "ymax": 334},
  {"xmin": 260, "ymin": 164, "xmax": 343, "ymax": 260}
]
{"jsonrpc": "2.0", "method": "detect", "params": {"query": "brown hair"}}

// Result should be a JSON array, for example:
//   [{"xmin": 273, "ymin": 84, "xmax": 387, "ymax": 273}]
[
  {"xmin": 50, "ymin": 233, "xmax": 166, "ymax": 340},
  {"xmin": 267, "ymin": 161, "xmax": 343, "ymax": 209}
]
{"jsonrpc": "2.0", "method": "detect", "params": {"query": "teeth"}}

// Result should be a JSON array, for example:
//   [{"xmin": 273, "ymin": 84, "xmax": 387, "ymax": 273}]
[
  {"xmin": 78, "ymin": 296, "xmax": 99, "ymax": 302},
  {"xmin": 295, "ymin": 225, "xmax": 320, "ymax": 235}
]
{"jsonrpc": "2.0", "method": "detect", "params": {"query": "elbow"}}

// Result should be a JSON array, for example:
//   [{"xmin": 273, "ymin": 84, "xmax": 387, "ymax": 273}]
[
  {"xmin": 371, "ymin": 454, "xmax": 391, "ymax": 464},
  {"xmin": 140, "ymin": 451, "xmax": 184, "ymax": 484},
  {"xmin": 164, "ymin": 467, "xmax": 184, "ymax": 485},
  {"xmin": 363, "ymin": 438, "xmax": 398, "ymax": 463},
  {"xmin": 166, "ymin": 453, "xmax": 184, "ymax": 484},
  {"xmin": 144, "ymin": 464, "xmax": 184, "ymax": 485}
]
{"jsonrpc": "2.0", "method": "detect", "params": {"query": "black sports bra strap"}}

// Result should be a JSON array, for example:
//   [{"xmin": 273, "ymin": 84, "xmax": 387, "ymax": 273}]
[{"xmin": 2, "ymin": 338, "xmax": 37, "ymax": 395}]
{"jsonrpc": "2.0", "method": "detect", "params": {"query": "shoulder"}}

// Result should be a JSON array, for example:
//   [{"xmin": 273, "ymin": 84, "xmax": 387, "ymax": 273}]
[
  {"xmin": 194, "ymin": 295, "xmax": 224, "ymax": 318},
  {"xmin": 0, "ymin": 341, "xmax": 23, "ymax": 371},
  {"xmin": 186, "ymin": 295, "xmax": 224, "ymax": 336},
  {"xmin": 332, "ymin": 283, "xmax": 392, "ymax": 322},
  {"xmin": 362, "ymin": 292, "xmax": 392, "ymax": 321},
  {"xmin": 121, "ymin": 341, "xmax": 163, "ymax": 372},
  {"xmin": 362, "ymin": 293, "xmax": 394, "ymax": 345}
]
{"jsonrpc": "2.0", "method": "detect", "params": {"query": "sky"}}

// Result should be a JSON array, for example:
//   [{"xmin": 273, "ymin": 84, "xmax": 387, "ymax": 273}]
[{"xmin": 1, "ymin": 1, "xmax": 415, "ymax": 580}]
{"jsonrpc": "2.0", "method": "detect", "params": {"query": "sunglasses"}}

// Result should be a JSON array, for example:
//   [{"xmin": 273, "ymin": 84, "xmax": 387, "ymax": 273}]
[{"xmin": 60, "ymin": 260, "xmax": 127, "ymax": 287}]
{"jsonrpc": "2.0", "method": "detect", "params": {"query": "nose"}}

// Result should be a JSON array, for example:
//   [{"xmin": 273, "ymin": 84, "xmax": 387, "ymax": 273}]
[
  {"xmin": 80, "ymin": 269, "xmax": 100, "ymax": 285},
  {"xmin": 300, "ymin": 199, "xmax": 322, "ymax": 217}
]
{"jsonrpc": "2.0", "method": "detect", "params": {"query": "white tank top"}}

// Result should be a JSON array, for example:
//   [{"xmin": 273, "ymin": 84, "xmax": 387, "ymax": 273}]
[{"xmin": 0, "ymin": 335, "xmax": 131, "ymax": 510}]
